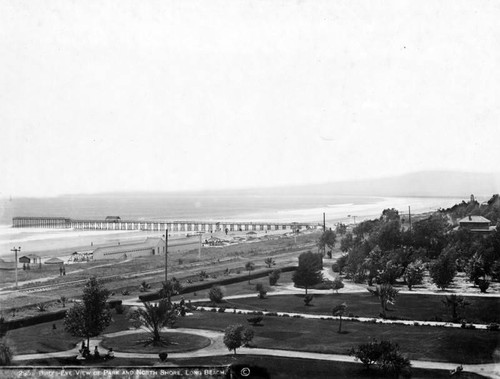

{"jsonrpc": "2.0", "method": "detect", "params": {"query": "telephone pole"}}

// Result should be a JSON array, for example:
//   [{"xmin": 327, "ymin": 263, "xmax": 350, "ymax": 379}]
[
  {"xmin": 11, "ymin": 246, "xmax": 21, "ymax": 289},
  {"xmin": 408, "ymin": 206, "xmax": 412, "ymax": 232},
  {"xmin": 164, "ymin": 230, "xmax": 168, "ymax": 283}
]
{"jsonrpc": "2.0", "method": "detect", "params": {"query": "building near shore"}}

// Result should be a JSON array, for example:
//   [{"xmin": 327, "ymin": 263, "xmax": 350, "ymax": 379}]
[
  {"xmin": 458, "ymin": 215, "xmax": 493, "ymax": 233},
  {"xmin": 92, "ymin": 237, "xmax": 165, "ymax": 260},
  {"xmin": 19, "ymin": 254, "xmax": 41, "ymax": 265}
]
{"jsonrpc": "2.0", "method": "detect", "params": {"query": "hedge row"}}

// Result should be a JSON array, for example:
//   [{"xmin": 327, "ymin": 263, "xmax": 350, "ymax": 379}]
[
  {"xmin": 1, "ymin": 300, "xmax": 123, "ymax": 333},
  {"xmin": 138, "ymin": 265, "xmax": 297, "ymax": 302},
  {"xmin": 1, "ymin": 309, "xmax": 68, "ymax": 333}
]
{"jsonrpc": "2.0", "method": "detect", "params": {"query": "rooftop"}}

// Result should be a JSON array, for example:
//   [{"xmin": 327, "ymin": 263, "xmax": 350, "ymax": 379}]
[{"xmin": 458, "ymin": 215, "xmax": 490, "ymax": 224}]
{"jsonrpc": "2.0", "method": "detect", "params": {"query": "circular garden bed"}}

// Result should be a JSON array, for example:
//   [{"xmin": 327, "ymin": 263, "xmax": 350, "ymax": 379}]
[{"xmin": 101, "ymin": 332, "xmax": 211, "ymax": 353}]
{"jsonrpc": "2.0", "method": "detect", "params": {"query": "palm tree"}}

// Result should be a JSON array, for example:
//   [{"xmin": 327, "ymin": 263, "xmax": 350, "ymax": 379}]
[
  {"xmin": 367, "ymin": 284, "xmax": 399, "ymax": 318},
  {"xmin": 129, "ymin": 299, "xmax": 177, "ymax": 346},
  {"xmin": 332, "ymin": 302, "xmax": 348, "ymax": 333}
]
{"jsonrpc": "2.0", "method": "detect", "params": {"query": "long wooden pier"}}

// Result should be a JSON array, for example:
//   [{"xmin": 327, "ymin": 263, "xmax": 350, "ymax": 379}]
[{"xmin": 12, "ymin": 216, "xmax": 319, "ymax": 233}]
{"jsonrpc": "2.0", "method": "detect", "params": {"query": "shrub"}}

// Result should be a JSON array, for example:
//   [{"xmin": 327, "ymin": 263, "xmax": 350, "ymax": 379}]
[
  {"xmin": 478, "ymin": 279, "xmax": 490, "ymax": 293},
  {"xmin": 115, "ymin": 304, "xmax": 125, "ymax": 315},
  {"xmin": 159, "ymin": 352, "xmax": 168, "ymax": 362},
  {"xmin": 209, "ymin": 286, "xmax": 224, "ymax": 304},
  {"xmin": 242, "ymin": 328, "xmax": 254, "ymax": 347},
  {"xmin": 269, "ymin": 269, "xmax": 281, "ymax": 286},
  {"xmin": 36, "ymin": 303, "xmax": 48, "ymax": 312},
  {"xmin": 59, "ymin": 296, "xmax": 67, "ymax": 308},
  {"xmin": 0, "ymin": 340, "xmax": 13, "ymax": 366},
  {"xmin": 303, "ymin": 294, "xmax": 314, "ymax": 305},
  {"xmin": 487, "ymin": 323, "xmax": 499, "ymax": 331},
  {"xmin": 349, "ymin": 339, "xmax": 411, "ymax": 376},
  {"xmin": 218, "ymin": 307, "xmax": 226, "ymax": 313},
  {"xmin": 139, "ymin": 281, "xmax": 151, "ymax": 292},
  {"xmin": 255, "ymin": 283, "xmax": 267, "ymax": 299},
  {"xmin": 247, "ymin": 316, "xmax": 263, "ymax": 326}
]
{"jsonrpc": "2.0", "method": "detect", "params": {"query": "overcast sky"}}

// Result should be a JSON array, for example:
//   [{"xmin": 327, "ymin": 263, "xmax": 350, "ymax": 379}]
[{"xmin": 1, "ymin": 0, "xmax": 499, "ymax": 197}]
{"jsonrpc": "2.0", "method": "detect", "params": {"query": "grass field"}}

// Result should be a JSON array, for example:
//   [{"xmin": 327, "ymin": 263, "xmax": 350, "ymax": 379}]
[
  {"xmin": 175, "ymin": 312, "xmax": 500, "ymax": 364},
  {"xmin": 210, "ymin": 292, "xmax": 500, "ymax": 324}
]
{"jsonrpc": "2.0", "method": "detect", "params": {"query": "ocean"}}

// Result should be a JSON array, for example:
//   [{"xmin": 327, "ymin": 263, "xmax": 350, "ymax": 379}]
[{"xmin": 0, "ymin": 193, "xmax": 468, "ymax": 259}]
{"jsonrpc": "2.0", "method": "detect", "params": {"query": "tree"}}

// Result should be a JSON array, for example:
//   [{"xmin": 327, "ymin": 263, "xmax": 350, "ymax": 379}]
[
  {"xmin": 349, "ymin": 339, "xmax": 411, "ymax": 376},
  {"xmin": 465, "ymin": 253, "xmax": 486, "ymax": 286},
  {"xmin": 293, "ymin": 251, "xmax": 323, "ymax": 294},
  {"xmin": 255, "ymin": 283, "xmax": 267, "ymax": 299},
  {"xmin": 332, "ymin": 302, "xmax": 347, "ymax": 333},
  {"xmin": 331, "ymin": 276, "xmax": 344, "ymax": 294},
  {"xmin": 64, "ymin": 277, "xmax": 112, "ymax": 348},
  {"xmin": 160, "ymin": 279, "xmax": 183, "ymax": 305},
  {"xmin": 0, "ymin": 340, "xmax": 12, "ymax": 366},
  {"xmin": 268, "ymin": 269, "xmax": 281, "ymax": 286},
  {"xmin": 245, "ymin": 262, "xmax": 255, "ymax": 283},
  {"xmin": 264, "ymin": 258, "xmax": 275, "ymax": 268},
  {"xmin": 333, "ymin": 254, "xmax": 348, "ymax": 274},
  {"xmin": 430, "ymin": 250, "xmax": 457, "ymax": 290},
  {"xmin": 318, "ymin": 229, "xmax": 336, "ymax": 256},
  {"xmin": 209, "ymin": 285, "xmax": 224, "ymax": 304},
  {"xmin": 340, "ymin": 233, "xmax": 354, "ymax": 253},
  {"xmin": 412, "ymin": 214, "xmax": 449, "ymax": 258},
  {"xmin": 403, "ymin": 260, "xmax": 425, "ymax": 290},
  {"xmin": 442, "ymin": 295, "xmax": 470, "ymax": 323},
  {"xmin": 242, "ymin": 328, "xmax": 254, "ymax": 347},
  {"xmin": 367, "ymin": 284, "xmax": 399, "ymax": 318},
  {"xmin": 336, "ymin": 223, "xmax": 347, "ymax": 236},
  {"xmin": 129, "ymin": 299, "xmax": 177, "ymax": 346},
  {"xmin": 223, "ymin": 324, "xmax": 253, "ymax": 354},
  {"xmin": 376, "ymin": 260, "xmax": 403, "ymax": 285}
]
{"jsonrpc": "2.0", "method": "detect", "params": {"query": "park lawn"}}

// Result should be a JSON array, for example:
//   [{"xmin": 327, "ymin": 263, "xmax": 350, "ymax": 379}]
[
  {"xmin": 5, "ymin": 319, "xmax": 81, "ymax": 355},
  {"xmin": 171, "ymin": 273, "xmax": 295, "ymax": 303},
  {"xmin": 173, "ymin": 355, "xmax": 487, "ymax": 379},
  {"xmin": 176, "ymin": 311, "xmax": 500, "ymax": 364},
  {"xmin": 218, "ymin": 293, "xmax": 500, "ymax": 324},
  {"xmin": 101, "ymin": 332, "xmax": 211, "ymax": 353}
]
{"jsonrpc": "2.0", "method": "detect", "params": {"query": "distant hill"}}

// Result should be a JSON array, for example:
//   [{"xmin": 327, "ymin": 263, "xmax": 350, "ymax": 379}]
[
  {"xmin": 253, "ymin": 171, "xmax": 500, "ymax": 198},
  {"xmin": 51, "ymin": 170, "xmax": 500, "ymax": 199},
  {"xmin": 318, "ymin": 171, "xmax": 498, "ymax": 197}
]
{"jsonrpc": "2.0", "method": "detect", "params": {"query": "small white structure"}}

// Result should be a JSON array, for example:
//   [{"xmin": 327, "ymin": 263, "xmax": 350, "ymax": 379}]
[{"xmin": 92, "ymin": 237, "xmax": 165, "ymax": 260}]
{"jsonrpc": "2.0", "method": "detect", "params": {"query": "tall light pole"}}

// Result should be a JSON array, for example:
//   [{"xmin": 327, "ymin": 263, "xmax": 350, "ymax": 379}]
[
  {"xmin": 164, "ymin": 229, "xmax": 168, "ymax": 283},
  {"xmin": 11, "ymin": 246, "xmax": 21, "ymax": 289}
]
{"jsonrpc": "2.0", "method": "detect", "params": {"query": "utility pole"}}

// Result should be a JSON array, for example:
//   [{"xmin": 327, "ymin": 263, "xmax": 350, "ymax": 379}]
[
  {"xmin": 408, "ymin": 206, "xmax": 412, "ymax": 232},
  {"xmin": 164, "ymin": 229, "xmax": 168, "ymax": 283},
  {"xmin": 323, "ymin": 213, "xmax": 326, "ymax": 232},
  {"xmin": 11, "ymin": 246, "xmax": 20, "ymax": 289},
  {"xmin": 198, "ymin": 233, "xmax": 202, "ymax": 259}
]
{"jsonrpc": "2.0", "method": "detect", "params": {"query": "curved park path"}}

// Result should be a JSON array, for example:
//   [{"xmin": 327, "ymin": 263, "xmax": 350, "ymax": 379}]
[{"xmin": 12, "ymin": 326, "xmax": 500, "ymax": 378}]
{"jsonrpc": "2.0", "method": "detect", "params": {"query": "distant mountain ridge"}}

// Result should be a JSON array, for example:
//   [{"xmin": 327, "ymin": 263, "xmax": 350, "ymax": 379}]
[
  {"xmin": 72, "ymin": 171, "xmax": 500, "ymax": 199},
  {"xmin": 282, "ymin": 171, "xmax": 500, "ymax": 198}
]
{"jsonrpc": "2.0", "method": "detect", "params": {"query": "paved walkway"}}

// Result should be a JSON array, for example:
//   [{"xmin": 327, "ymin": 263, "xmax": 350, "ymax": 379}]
[{"xmin": 11, "ymin": 324, "xmax": 500, "ymax": 378}]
